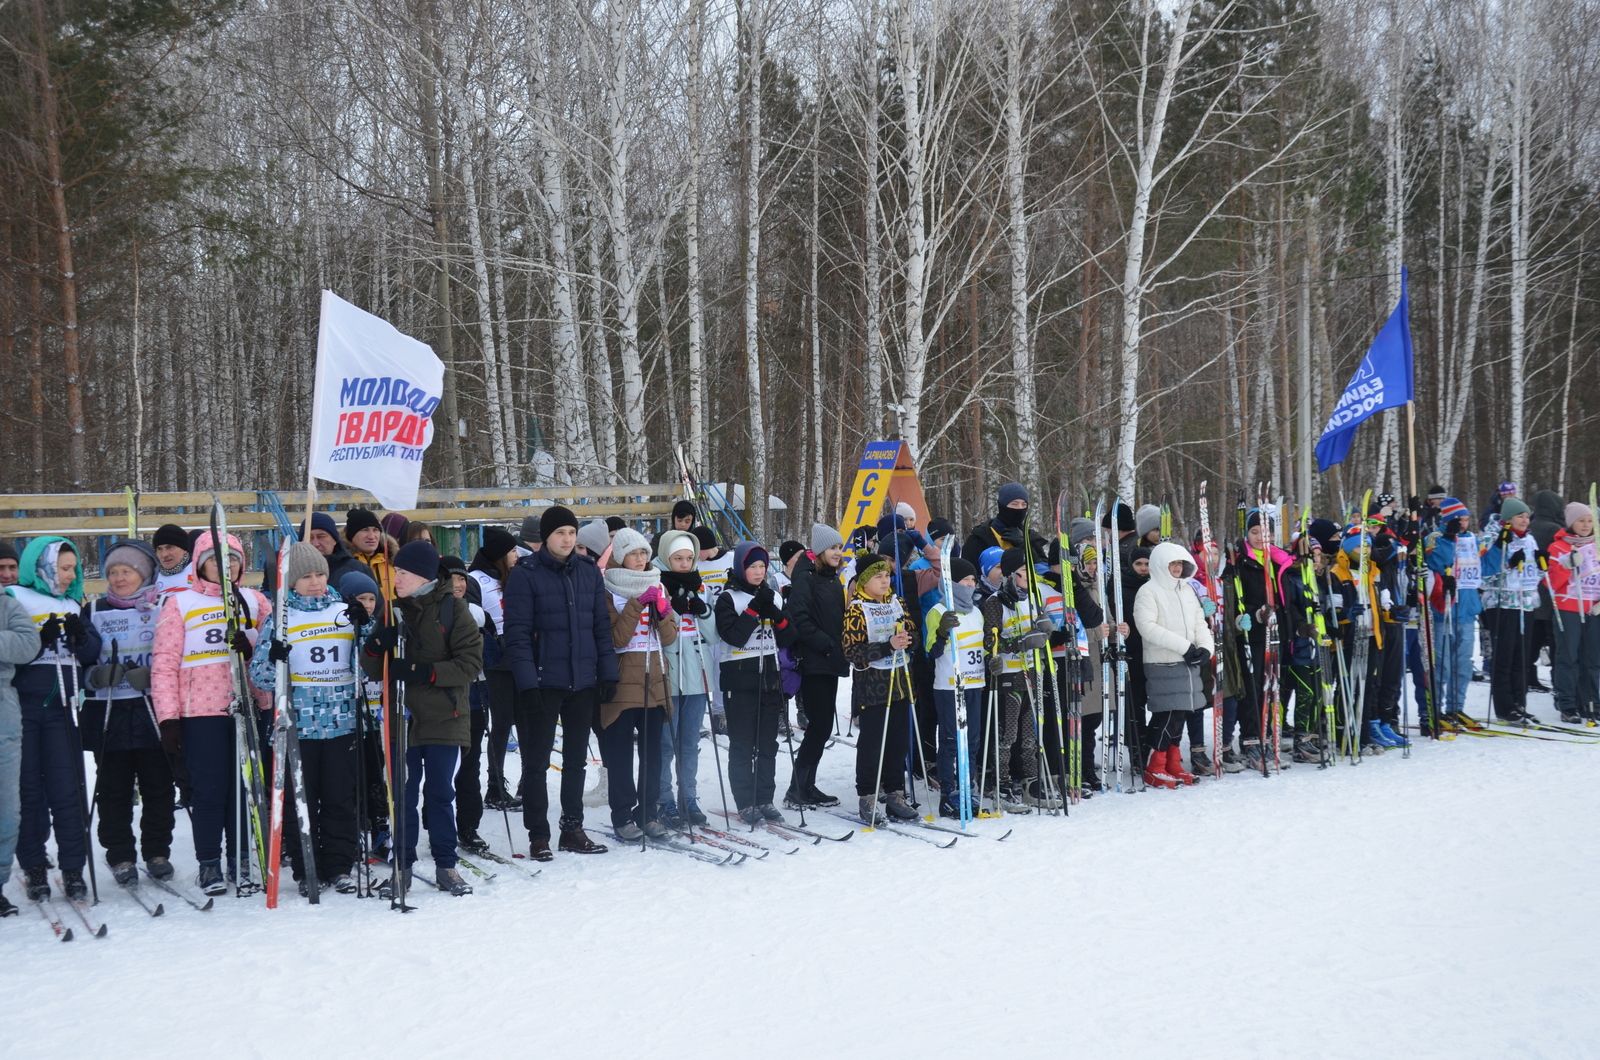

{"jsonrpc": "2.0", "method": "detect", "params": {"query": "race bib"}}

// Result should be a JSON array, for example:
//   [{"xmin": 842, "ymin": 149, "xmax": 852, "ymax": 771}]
[
  {"xmin": 1454, "ymin": 534, "xmax": 1481, "ymax": 590},
  {"xmin": 89, "ymin": 606, "xmax": 158, "ymax": 699},
  {"xmin": 285, "ymin": 605, "xmax": 355, "ymax": 687}
]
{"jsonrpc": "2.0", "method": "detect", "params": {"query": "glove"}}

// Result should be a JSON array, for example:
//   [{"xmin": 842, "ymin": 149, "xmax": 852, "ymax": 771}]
[
  {"xmin": 1507, "ymin": 550, "xmax": 1527, "ymax": 570},
  {"xmin": 1535, "ymin": 549, "xmax": 1550, "ymax": 568},
  {"xmin": 1442, "ymin": 573, "xmax": 1457, "ymax": 594},
  {"xmin": 124, "ymin": 666, "xmax": 151, "ymax": 692},
  {"xmin": 1031, "ymin": 616, "xmax": 1054, "ymax": 636},
  {"xmin": 1499, "ymin": 523, "xmax": 1515, "ymax": 545},
  {"xmin": 39, "ymin": 615, "xmax": 62, "ymax": 650},
  {"xmin": 86, "ymin": 662, "xmax": 127, "ymax": 691},
  {"xmin": 752, "ymin": 582, "xmax": 775, "ymax": 615},
  {"xmin": 986, "ymin": 654, "xmax": 1005, "ymax": 675},
  {"xmin": 366, "ymin": 623, "xmax": 400, "ymax": 655},
  {"xmin": 1390, "ymin": 606, "xmax": 1413, "ymax": 624},
  {"xmin": 1254, "ymin": 606, "xmax": 1271, "ymax": 623},
  {"xmin": 938, "ymin": 611, "xmax": 961, "ymax": 634},
  {"xmin": 63, "ymin": 612, "xmax": 86, "ymax": 649},
  {"xmin": 1018, "ymin": 631, "xmax": 1049, "ymax": 652},
  {"xmin": 267, "ymin": 638, "xmax": 291, "ymax": 664},
  {"xmin": 1000, "ymin": 527, "xmax": 1026, "ymax": 548},
  {"xmin": 1234, "ymin": 613, "xmax": 1253, "ymax": 633},
  {"xmin": 345, "ymin": 598, "xmax": 370, "ymax": 629},
  {"xmin": 599, "ymin": 680, "xmax": 618, "ymax": 704},
  {"xmin": 1181, "ymin": 644, "xmax": 1209, "ymax": 666},
  {"xmin": 1200, "ymin": 597, "xmax": 1217, "ymax": 618},
  {"xmin": 997, "ymin": 580, "xmax": 1022, "ymax": 607},
  {"xmin": 392, "ymin": 658, "xmax": 434, "ymax": 685},
  {"xmin": 638, "ymin": 585, "xmax": 668, "ymax": 614},
  {"xmin": 159, "ymin": 719, "xmax": 183, "ymax": 759},
  {"xmin": 229, "ymin": 630, "xmax": 254, "ymax": 661}
]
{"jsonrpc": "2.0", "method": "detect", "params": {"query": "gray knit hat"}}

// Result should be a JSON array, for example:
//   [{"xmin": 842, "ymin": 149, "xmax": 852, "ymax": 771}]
[
  {"xmin": 577, "ymin": 518, "xmax": 612, "ymax": 557},
  {"xmin": 285, "ymin": 541, "xmax": 328, "ymax": 587},
  {"xmin": 1135, "ymin": 504, "xmax": 1163, "ymax": 540},
  {"xmin": 810, "ymin": 522, "xmax": 844, "ymax": 554}
]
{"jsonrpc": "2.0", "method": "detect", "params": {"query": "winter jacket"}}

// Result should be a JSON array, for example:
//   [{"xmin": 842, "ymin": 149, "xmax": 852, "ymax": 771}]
[
  {"xmin": 0, "ymin": 593, "xmax": 40, "ymax": 723},
  {"xmin": 841, "ymin": 581, "xmax": 914, "ymax": 712},
  {"xmin": 360, "ymin": 579, "xmax": 482, "ymax": 746},
  {"xmin": 1481, "ymin": 528, "xmax": 1542, "ymax": 613},
  {"xmin": 81, "ymin": 577, "xmax": 164, "ymax": 754},
  {"xmin": 601, "ymin": 591, "xmax": 678, "ymax": 727},
  {"xmin": 786, "ymin": 552, "xmax": 847, "ymax": 677},
  {"xmin": 1547, "ymin": 528, "xmax": 1599, "ymax": 616},
  {"xmin": 467, "ymin": 563, "xmax": 508, "ymax": 670},
  {"xmin": 714, "ymin": 547, "xmax": 799, "ymax": 695},
  {"xmin": 961, "ymin": 518, "xmax": 1048, "ymax": 573},
  {"xmin": 1529, "ymin": 490, "xmax": 1567, "ymax": 621},
  {"xmin": 1425, "ymin": 531, "xmax": 1485, "ymax": 623},
  {"xmin": 150, "ymin": 575, "xmax": 270, "ymax": 722},
  {"xmin": 352, "ymin": 535, "xmax": 400, "ymax": 600},
  {"xmin": 6, "ymin": 537, "xmax": 102, "ymax": 713},
  {"xmin": 501, "ymin": 546, "xmax": 619, "ymax": 694},
  {"xmin": 1134, "ymin": 542, "xmax": 1213, "ymax": 665},
  {"xmin": 655, "ymin": 538, "xmax": 721, "ymax": 699},
  {"xmin": 248, "ymin": 587, "xmax": 360, "ymax": 740}
]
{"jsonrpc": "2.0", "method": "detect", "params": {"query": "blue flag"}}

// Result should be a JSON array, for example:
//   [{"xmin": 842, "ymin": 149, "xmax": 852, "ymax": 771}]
[{"xmin": 1315, "ymin": 268, "xmax": 1415, "ymax": 471}]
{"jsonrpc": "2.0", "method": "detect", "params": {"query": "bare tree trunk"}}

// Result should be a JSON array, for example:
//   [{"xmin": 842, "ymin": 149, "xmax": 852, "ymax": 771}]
[
  {"xmin": 1507, "ymin": 1, "xmax": 1530, "ymax": 490},
  {"xmin": 417, "ymin": 0, "xmax": 464, "ymax": 484},
  {"xmin": 602, "ymin": 0, "xmax": 649, "ymax": 482},
  {"xmin": 585, "ymin": 209, "xmax": 619, "ymax": 481},
  {"xmin": 685, "ymin": 0, "xmax": 708, "ymax": 473},
  {"xmin": 1003, "ymin": 0, "xmax": 1037, "ymax": 496},
  {"xmin": 892, "ymin": 0, "xmax": 928, "ymax": 459},
  {"xmin": 1435, "ymin": 140, "xmax": 1499, "ymax": 484},
  {"xmin": 740, "ymin": 0, "xmax": 768, "ymax": 540},
  {"xmin": 460, "ymin": 143, "xmax": 513, "ymax": 487},
  {"xmin": 862, "ymin": 0, "xmax": 885, "ymax": 441}
]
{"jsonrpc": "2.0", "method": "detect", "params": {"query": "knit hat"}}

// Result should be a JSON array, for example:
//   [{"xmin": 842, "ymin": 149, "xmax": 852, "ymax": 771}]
[
  {"xmin": 895, "ymin": 501, "xmax": 916, "ymax": 522},
  {"xmin": 1437, "ymin": 497, "xmax": 1469, "ymax": 523},
  {"xmin": 926, "ymin": 518, "xmax": 954, "ymax": 543},
  {"xmin": 519, "ymin": 514, "xmax": 543, "ymax": 545},
  {"xmin": 1000, "ymin": 548, "xmax": 1027, "ymax": 578},
  {"xmin": 997, "ymin": 482, "xmax": 1029, "ymax": 510},
  {"xmin": 438, "ymin": 554, "xmax": 467, "ymax": 579},
  {"xmin": 1500, "ymin": 497, "xmax": 1531, "ymax": 520},
  {"xmin": 337, "ymin": 569, "xmax": 381, "ymax": 603},
  {"xmin": 394, "ymin": 541, "xmax": 440, "ymax": 579},
  {"xmin": 104, "ymin": 541, "xmax": 155, "ymax": 586},
  {"xmin": 1135, "ymin": 504, "xmax": 1163, "ymax": 539},
  {"xmin": 152, "ymin": 523, "xmax": 190, "ymax": 552},
  {"xmin": 605, "ymin": 516, "xmax": 626, "ymax": 533},
  {"xmin": 1427, "ymin": 485, "xmax": 1448, "ymax": 502},
  {"xmin": 875, "ymin": 514, "xmax": 906, "ymax": 542},
  {"xmin": 302, "ymin": 512, "xmax": 340, "ymax": 543},
  {"xmin": 0, "ymin": 540, "xmax": 16, "ymax": 564},
  {"xmin": 735, "ymin": 541, "xmax": 770, "ymax": 575},
  {"xmin": 610, "ymin": 528, "xmax": 652, "ymax": 565},
  {"xmin": 692, "ymin": 525, "xmax": 719, "ymax": 551},
  {"xmin": 1102, "ymin": 502, "xmax": 1134, "ymax": 532},
  {"xmin": 779, "ymin": 541, "xmax": 804, "ymax": 566},
  {"xmin": 380, "ymin": 513, "xmax": 409, "ymax": 541},
  {"xmin": 191, "ymin": 531, "xmax": 244, "ymax": 581},
  {"xmin": 1246, "ymin": 507, "xmax": 1266, "ymax": 531},
  {"xmin": 1131, "ymin": 546, "xmax": 1152, "ymax": 565},
  {"xmin": 810, "ymin": 522, "xmax": 844, "ymax": 554},
  {"xmin": 481, "ymin": 527, "xmax": 518, "ymax": 562},
  {"xmin": 577, "ymin": 519, "xmax": 612, "ymax": 557},
  {"xmin": 656, "ymin": 529, "xmax": 699, "ymax": 564},
  {"xmin": 671, "ymin": 499, "xmax": 697, "ymax": 522},
  {"xmin": 539, "ymin": 505, "xmax": 579, "ymax": 540},
  {"xmin": 1565, "ymin": 502, "xmax": 1590, "ymax": 529},
  {"xmin": 855, "ymin": 557, "xmax": 890, "ymax": 587},
  {"xmin": 1068, "ymin": 517, "xmax": 1096, "ymax": 548},
  {"xmin": 345, "ymin": 507, "xmax": 381, "ymax": 539},
  {"xmin": 1308, "ymin": 518, "xmax": 1340, "ymax": 553},
  {"xmin": 285, "ymin": 541, "xmax": 329, "ymax": 587},
  {"xmin": 1498, "ymin": 481, "xmax": 1518, "ymax": 497},
  {"xmin": 949, "ymin": 557, "xmax": 977, "ymax": 584}
]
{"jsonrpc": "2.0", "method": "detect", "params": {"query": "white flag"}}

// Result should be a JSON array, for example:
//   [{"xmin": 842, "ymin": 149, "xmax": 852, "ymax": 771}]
[{"xmin": 307, "ymin": 290, "xmax": 445, "ymax": 511}]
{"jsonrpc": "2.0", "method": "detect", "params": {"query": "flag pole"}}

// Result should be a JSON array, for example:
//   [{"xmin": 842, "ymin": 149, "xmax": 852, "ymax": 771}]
[
  {"xmin": 302, "ymin": 290, "xmax": 334, "ymax": 541},
  {"xmin": 1405, "ymin": 401, "xmax": 1419, "ymax": 514}
]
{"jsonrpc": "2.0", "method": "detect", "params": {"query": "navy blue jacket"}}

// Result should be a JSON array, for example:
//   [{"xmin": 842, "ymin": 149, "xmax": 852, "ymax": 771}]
[{"xmin": 502, "ymin": 547, "xmax": 619, "ymax": 693}]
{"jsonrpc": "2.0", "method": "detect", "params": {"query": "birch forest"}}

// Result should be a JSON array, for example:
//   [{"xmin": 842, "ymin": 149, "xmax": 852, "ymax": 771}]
[{"xmin": 5, "ymin": 0, "xmax": 1600, "ymax": 536}]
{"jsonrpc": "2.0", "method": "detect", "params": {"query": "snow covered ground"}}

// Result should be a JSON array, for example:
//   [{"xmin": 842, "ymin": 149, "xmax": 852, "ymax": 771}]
[{"xmin": 4, "ymin": 678, "xmax": 1598, "ymax": 1059}]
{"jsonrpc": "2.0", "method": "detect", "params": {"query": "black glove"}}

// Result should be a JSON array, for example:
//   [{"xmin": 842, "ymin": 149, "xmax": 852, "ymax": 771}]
[
  {"xmin": 938, "ymin": 611, "xmax": 961, "ymax": 634},
  {"xmin": 86, "ymin": 662, "xmax": 127, "ymax": 691},
  {"xmin": 1442, "ymin": 573, "xmax": 1457, "ymax": 595},
  {"xmin": 392, "ymin": 658, "xmax": 434, "ymax": 685},
  {"xmin": 39, "ymin": 615, "xmax": 62, "ymax": 650},
  {"xmin": 1000, "ymin": 526, "xmax": 1026, "ymax": 549},
  {"xmin": 1508, "ymin": 550, "xmax": 1527, "ymax": 570},
  {"xmin": 229, "ymin": 630, "xmax": 254, "ymax": 661},
  {"xmin": 345, "ymin": 598, "xmax": 370, "ymax": 629},
  {"xmin": 124, "ymin": 666, "xmax": 151, "ymax": 692},
  {"xmin": 366, "ymin": 623, "xmax": 400, "ymax": 655},
  {"xmin": 159, "ymin": 719, "xmax": 183, "ymax": 759},
  {"xmin": 1499, "ymin": 523, "xmax": 1514, "ymax": 545},
  {"xmin": 267, "ymin": 638, "xmax": 291, "ymax": 664},
  {"xmin": 752, "ymin": 582, "xmax": 775, "ymax": 614},
  {"xmin": 1535, "ymin": 549, "xmax": 1550, "ymax": 568},
  {"xmin": 997, "ymin": 580, "xmax": 1022, "ymax": 607},
  {"xmin": 1182, "ymin": 644, "xmax": 1209, "ymax": 666},
  {"xmin": 63, "ymin": 612, "xmax": 86, "ymax": 649},
  {"xmin": 599, "ymin": 680, "xmax": 618, "ymax": 704}
]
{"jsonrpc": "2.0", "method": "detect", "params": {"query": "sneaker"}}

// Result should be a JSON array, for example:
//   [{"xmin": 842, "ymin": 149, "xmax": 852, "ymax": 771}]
[
  {"xmin": 331, "ymin": 872, "xmax": 357, "ymax": 894},
  {"xmin": 884, "ymin": 791, "xmax": 918, "ymax": 821},
  {"xmin": 197, "ymin": 860, "xmax": 226, "ymax": 897},
  {"xmin": 0, "ymin": 893, "xmax": 16, "ymax": 918},
  {"xmin": 737, "ymin": 806, "xmax": 762, "ymax": 826},
  {"xmin": 146, "ymin": 856, "xmax": 174, "ymax": 881},
  {"xmin": 23, "ymin": 865, "xmax": 49, "ymax": 902},
  {"xmin": 757, "ymin": 803, "xmax": 785, "ymax": 824},
  {"xmin": 111, "ymin": 862, "xmax": 138, "ymax": 887},
  {"xmin": 61, "ymin": 869, "xmax": 87, "ymax": 902},
  {"xmin": 1189, "ymin": 748, "xmax": 1214, "ymax": 774},
  {"xmin": 684, "ymin": 804, "xmax": 709, "ymax": 827},
  {"xmin": 436, "ymin": 866, "xmax": 472, "ymax": 896},
  {"xmin": 643, "ymin": 820, "xmax": 671, "ymax": 839},
  {"xmin": 457, "ymin": 831, "xmax": 491, "ymax": 856},
  {"xmin": 615, "ymin": 821, "xmax": 644, "ymax": 842},
  {"xmin": 558, "ymin": 829, "xmax": 608, "ymax": 854}
]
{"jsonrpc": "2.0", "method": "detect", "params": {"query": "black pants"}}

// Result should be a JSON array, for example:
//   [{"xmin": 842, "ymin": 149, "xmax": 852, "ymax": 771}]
[
  {"xmin": 455, "ymin": 704, "xmax": 488, "ymax": 836},
  {"xmin": 596, "ymin": 705, "xmax": 665, "ymax": 827},
  {"xmin": 1081, "ymin": 713, "xmax": 1102, "ymax": 779},
  {"xmin": 485, "ymin": 670, "xmax": 517, "ymax": 791},
  {"xmin": 1145, "ymin": 710, "xmax": 1186, "ymax": 752},
  {"xmin": 362, "ymin": 723, "xmax": 389, "ymax": 833},
  {"xmin": 1370, "ymin": 629, "xmax": 1403, "ymax": 726},
  {"xmin": 94, "ymin": 747, "xmax": 175, "ymax": 866},
  {"xmin": 795, "ymin": 674, "xmax": 837, "ymax": 773},
  {"xmin": 912, "ymin": 655, "xmax": 937, "ymax": 777},
  {"xmin": 725, "ymin": 685, "xmax": 783, "ymax": 809},
  {"xmin": 1490, "ymin": 608, "xmax": 1530, "ymax": 718},
  {"xmin": 854, "ymin": 697, "xmax": 911, "ymax": 797},
  {"xmin": 514, "ymin": 687, "xmax": 596, "ymax": 840},
  {"xmin": 283, "ymin": 733, "xmax": 359, "ymax": 880}
]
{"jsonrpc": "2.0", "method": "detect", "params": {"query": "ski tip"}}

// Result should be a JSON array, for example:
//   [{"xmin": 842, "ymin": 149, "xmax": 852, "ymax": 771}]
[
  {"xmin": 198, "ymin": 898, "xmax": 215, "ymax": 912},
  {"xmin": 92, "ymin": 923, "xmax": 108, "ymax": 938},
  {"xmin": 62, "ymin": 927, "xmax": 75, "ymax": 942},
  {"xmin": 153, "ymin": 903, "xmax": 166, "ymax": 917},
  {"xmin": 997, "ymin": 829, "xmax": 1014, "ymax": 841},
  {"xmin": 937, "ymin": 836, "xmax": 958, "ymax": 848}
]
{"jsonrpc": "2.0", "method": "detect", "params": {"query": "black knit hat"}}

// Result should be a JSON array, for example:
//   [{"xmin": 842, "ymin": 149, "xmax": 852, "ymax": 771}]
[
  {"xmin": 0, "ymin": 540, "xmax": 17, "ymax": 563},
  {"xmin": 692, "ymin": 526, "xmax": 718, "ymax": 551},
  {"xmin": 1101, "ymin": 502, "xmax": 1135, "ymax": 532},
  {"xmin": 481, "ymin": 527, "xmax": 518, "ymax": 562},
  {"xmin": 779, "ymin": 540, "xmax": 804, "ymax": 566},
  {"xmin": 605, "ymin": 516, "xmax": 626, "ymax": 533},
  {"xmin": 539, "ymin": 505, "xmax": 579, "ymax": 540},
  {"xmin": 949, "ymin": 557, "xmax": 977, "ymax": 583},
  {"xmin": 927, "ymin": 517, "xmax": 955, "ymax": 543},
  {"xmin": 393, "ymin": 541, "xmax": 440, "ymax": 579},
  {"xmin": 438, "ymin": 554, "xmax": 467, "ymax": 578},
  {"xmin": 672, "ymin": 500, "xmax": 697, "ymax": 521},
  {"xmin": 1000, "ymin": 548, "xmax": 1027, "ymax": 578},
  {"xmin": 152, "ymin": 524, "xmax": 191, "ymax": 552},
  {"xmin": 345, "ymin": 507, "xmax": 381, "ymax": 539}
]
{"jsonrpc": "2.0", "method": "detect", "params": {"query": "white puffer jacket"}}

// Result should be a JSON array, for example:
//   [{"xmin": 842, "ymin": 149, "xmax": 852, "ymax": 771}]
[{"xmin": 1134, "ymin": 541, "xmax": 1214, "ymax": 664}]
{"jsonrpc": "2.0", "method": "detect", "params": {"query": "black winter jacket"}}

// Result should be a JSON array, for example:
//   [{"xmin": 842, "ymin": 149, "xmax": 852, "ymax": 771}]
[
  {"xmin": 786, "ymin": 553, "xmax": 847, "ymax": 677},
  {"xmin": 501, "ymin": 547, "xmax": 619, "ymax": 694}
]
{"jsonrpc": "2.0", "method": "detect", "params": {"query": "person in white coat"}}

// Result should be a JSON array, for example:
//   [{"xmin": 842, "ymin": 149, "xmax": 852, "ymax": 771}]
[{"xmin": 1133, "ymin": 541, "xmax": 1214, "ymax": 789}]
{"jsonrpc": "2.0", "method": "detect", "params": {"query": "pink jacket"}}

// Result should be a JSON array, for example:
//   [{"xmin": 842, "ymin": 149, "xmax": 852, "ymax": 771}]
[{"xmin": 151, "ymin": 566, "xmax": 271, "ymax": 723}]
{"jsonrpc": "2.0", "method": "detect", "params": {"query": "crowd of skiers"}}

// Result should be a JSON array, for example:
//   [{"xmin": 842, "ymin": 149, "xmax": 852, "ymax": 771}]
[{"xmin": 0, "ymin": 474, "xmax": 1596, "ymax": 915}]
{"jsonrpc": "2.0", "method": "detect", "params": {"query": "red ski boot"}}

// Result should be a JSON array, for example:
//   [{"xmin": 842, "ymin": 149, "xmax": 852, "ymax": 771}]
[
  {"xmin": 1142, "ymin": 749, "xmax": 1177, "ymax": 789},
  {"xmin": 1166, "ymin": 746, "xmax": 1197, "ymax": 785}
]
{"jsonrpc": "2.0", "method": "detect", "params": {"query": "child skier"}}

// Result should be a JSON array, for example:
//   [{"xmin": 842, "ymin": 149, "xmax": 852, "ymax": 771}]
[
  {"xmin": 923, "ymin": 556, "xmax": 983, "ymax": 817},
  {"xmin": 843, "ymin": 556, "xmax": 919, "ymax": 824},
  {"xmin": 1133, "ymin": 542, "xmax": 1211, "ymax": 788},
  {"xmin": 1547, "ymin": 502, "xmax": 1599, "ymax": 724},
  {"xmin": 656, "ymin": 529, "xmax": 720, "ymax": 827},
  {"xmin": 1425, "ymin": 499, "xmax": 1484, "ymax": 729}
]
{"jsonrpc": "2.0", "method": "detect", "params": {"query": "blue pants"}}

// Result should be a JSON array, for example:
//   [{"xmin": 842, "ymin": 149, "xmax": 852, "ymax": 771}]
[
  {"xmin": 658, "ymin": 692, "xmax": 706, "ymax": 814},
  {"xmin": 0, "ymin": 694, "xmax": 18, "ymax": 885},
  {"xmin": 18, "ymin": 683, "xmax": 85, "ymax": 873},
  {"xmin": 183, "ymin": 714, "xmax": 259, "ymax": 868},
  {"xmin": 598, "ymin": 705, "xmax": 665, "ymax": 828},
  {"xmin": 1432, "ymin": 613, "xmax": 1476, "ymax": 716},
  {"xmin": 933, "ymin": 688, "xmax": 982, "ymax": 805},
  {"xmin": 406, "ymin": 743, "xmax": 461, "ymax": 869}
]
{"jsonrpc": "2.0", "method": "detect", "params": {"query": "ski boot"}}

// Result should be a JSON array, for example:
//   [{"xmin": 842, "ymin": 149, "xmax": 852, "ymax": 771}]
[
  {"xmin": 436, "ymin": 866, "xmax": 472, "ymax": 896},
  {"xmin": 642, "ymin": 819, "xmax": 671, "ymax": 840},
  {"xmin": 1189, "ymin": 747, "xmax": 1214, "ymax": 775},
  {"xmin": 737, "ymin": 806, "xmax": 762, "ymax": 827},
  {"xmin": 331, "ymin": 873, "xmax": 358, "ymax": 894},
  {"xmin": 484, "ymin": 781, "xmax": 522, "ymax": 811},
  {"xmin": 377, "ymin": 868, "xmax": 412, "ymax": 900},
  {"xmin": 146, "ymin": 856, "xmax": 174, "ymax": 881},
  {"xmin": 1376, "ymin": 721, "xmax": 1409, "ymax": 746},
  {"xmin": 860, "ymin": 795, "xmax": 885, "ymax": 827},
  {"xmin": 656, "ymin": 805, "xmax": 684, "ymax": 831},
  {"xmin": 1291, "ymin": 736, "xmax": 1322, "ymax": 764},
  {"xmin": 683, "ymin": 803, "xmax": 709, "ymax": 827},
  {"xmin": 1560, "ymin": 710, "xmax": 1583, "ymax": 725},
  {"xmin": 22, "ymin": 865, "xmax": 49, "ymax": 902},
  {"xmin": 614, "ymin": 821, "xmax": 644, "ymax": 842},
  {"xmin": 1165, "ymin": 747, "xmax": 1197, "ymax": 785},
  {"xmin": 884, "ymin": 791, "xmax": 918, "ymax": 821},
  {"xmin": 196, "ymin": 860, "xmax": 226, "ymax": 897},
  {"xmin": 1240, "ymin": 740, "xmax": 1268, "ymax": 773},
  {"xmin": 783, "ymin": 766, "xmax": 815, "ymax": 810},
  {"xmin": 1024, "ymin": 779, "xmax": 1063, "ymax": 808},
  {"xmin": 1367, "ymin": 720, "xmax": 1404, "ymax": 748},
  {"xmin": 111, "ymin": 862, "xmax": 138, "ymax": 887},
  {"xmin": 457, "ymin": 830, "xmax": 491, "ymax": 856},
  {"xmin": 1142, "ymin": 750, "xmax": 1177, "ymax": 789},
  {"xmin": 1219, "ymin": 747, "xmax": 1247, "ymax": 774},
  {"xmin": 757, "ymin": 803, "xmax": 786, "ymax": 824},
  {"xmin": 0, "ymin": 893, "xmax": 16, "ymax": 918},
  {"xmin": 996, "ymin": 784, "xmax": 1029, "ymax": 813}
]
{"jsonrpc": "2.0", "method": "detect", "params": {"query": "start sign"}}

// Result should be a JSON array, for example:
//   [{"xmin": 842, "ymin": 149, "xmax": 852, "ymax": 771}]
[{"xmin": 836, "ymin": 440, "xmax": 930, "ymax": 545}]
